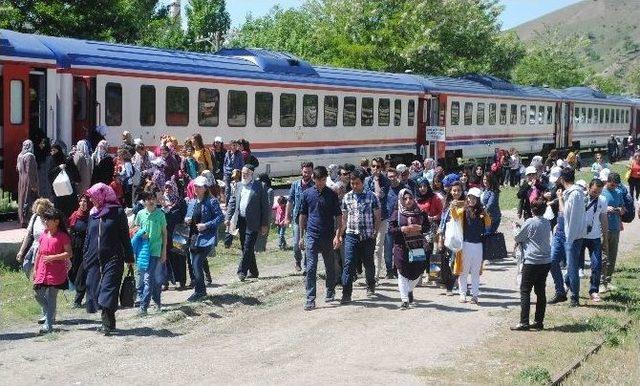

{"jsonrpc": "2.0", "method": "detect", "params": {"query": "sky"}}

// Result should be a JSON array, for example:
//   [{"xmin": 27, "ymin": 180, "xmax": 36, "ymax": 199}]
[{"xmin": 164, "ymin": 0, "xmax": 584, "ymax": 29}]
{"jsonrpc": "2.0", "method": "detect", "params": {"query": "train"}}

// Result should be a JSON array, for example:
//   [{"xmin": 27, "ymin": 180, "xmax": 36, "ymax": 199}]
[{"xmin": 1, "ymin": 29, "xmax": 638, "ymax": 191}]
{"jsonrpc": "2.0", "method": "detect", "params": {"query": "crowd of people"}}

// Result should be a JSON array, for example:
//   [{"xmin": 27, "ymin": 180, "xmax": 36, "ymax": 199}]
[{"xmin": 13, "ymin": 130, "xmax": 638, "ymax": 335}]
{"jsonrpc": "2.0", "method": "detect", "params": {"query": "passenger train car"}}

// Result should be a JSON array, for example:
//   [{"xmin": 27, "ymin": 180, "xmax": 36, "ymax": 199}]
[{"xmin": 1, "ymin": 29, "xmax": 638, "ymax": 191}]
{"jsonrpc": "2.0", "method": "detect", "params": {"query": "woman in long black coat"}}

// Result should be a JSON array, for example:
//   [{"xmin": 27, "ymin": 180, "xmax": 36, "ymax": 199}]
[
  {"xmin": 388, "ymin": 188, "xmax": 430, "ymax": 309},
  {"xmin": 48, "ymin": 143, "xmax": 81, "ymax": 219},
  {"xmin": 83, "ymin": 183, "xmax": 134, "ymax": 335}
]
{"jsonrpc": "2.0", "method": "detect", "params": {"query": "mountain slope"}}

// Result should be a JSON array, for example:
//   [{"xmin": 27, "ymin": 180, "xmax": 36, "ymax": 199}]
[{"xmin": 512, "ymin": 0, "xmax": 640, "ymax": 82}]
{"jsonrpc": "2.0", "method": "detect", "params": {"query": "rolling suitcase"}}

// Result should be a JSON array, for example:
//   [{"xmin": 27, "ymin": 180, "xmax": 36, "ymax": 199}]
[{"xmin": 482, "ymin": 232, "xmax": 508, "ymax": 260}]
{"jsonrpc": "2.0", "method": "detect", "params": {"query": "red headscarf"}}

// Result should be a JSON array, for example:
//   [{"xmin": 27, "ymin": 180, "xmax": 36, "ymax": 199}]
[{"xmin": 68, "ymin": 194, "xmax": 92, "ymax": 227}]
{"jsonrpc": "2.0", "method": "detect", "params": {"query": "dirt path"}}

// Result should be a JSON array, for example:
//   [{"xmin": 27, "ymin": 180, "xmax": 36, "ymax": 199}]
[{"xmin": 2, "ymin": 209, "xmax": 640, "ymax": 385}]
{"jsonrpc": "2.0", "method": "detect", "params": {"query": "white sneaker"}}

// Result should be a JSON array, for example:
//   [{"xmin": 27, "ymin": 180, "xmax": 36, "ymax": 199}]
[
  {"xmin": 459, "ymin": 295, "xmax": 467, "ymax": 303},
  {"xmin": 446, "ymin": 290, "xmax": 454, "ymax": 296},
  {"xmin": 578, "ymin": 269, "xmax": 585, "ymax": 278}
]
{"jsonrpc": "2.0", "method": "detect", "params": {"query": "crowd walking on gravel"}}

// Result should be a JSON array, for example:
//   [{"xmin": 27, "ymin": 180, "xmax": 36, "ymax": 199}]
[{"xmin": 13, "ymin": 130, "xmax": 639, "ymax": 335}]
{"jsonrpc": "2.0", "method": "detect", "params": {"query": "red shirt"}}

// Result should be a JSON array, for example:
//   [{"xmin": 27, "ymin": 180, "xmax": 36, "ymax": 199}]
[
  {"xmin": 33, "ymin": 231, "xmax": 71, "ymax": 286},
  {"xmin": 417, "ymin": 195, "xmax": 443, "ymax": 219}
]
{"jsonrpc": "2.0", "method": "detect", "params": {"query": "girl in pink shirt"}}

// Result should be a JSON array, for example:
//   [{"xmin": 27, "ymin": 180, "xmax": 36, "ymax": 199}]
[
  {"xmin": 273, "ymin": 196, "xmax": 288, "ymax": 250},
  {"xmin": 33, "ymin": 208, "xmax": 72, "ymax": 334}
]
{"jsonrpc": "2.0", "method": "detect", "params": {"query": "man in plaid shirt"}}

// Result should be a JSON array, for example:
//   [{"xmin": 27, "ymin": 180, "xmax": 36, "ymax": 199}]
[{"xmin": 339, "ymin": 167, "xmax": 381, "ymax": 304}]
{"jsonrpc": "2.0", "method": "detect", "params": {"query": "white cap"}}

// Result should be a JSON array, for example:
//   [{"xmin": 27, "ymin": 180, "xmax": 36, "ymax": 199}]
[
  {"xmin": 396, "ymin": 164, "xmax": 408, "ymax": 173},
  {"xmin": 556, "ymin": 159, "xmax": 566, "ymax": 167},
  {"xmin": 214, "ymin": 136, "xmax": 223, "ymax": 143},
  {"xmin": 133, "ymin": 138, "xmax": 143, "ymax": 146},
  {"xmin": 599, "ymin": 168, "xmax": 611, "ymax": 182},
  {"xmin": 467, "ymin": 187, "xmax": 483, "ymax": 198},
  {"xmin": 576, "ymin": 180, "xmax": 587, "ymax": 189},
  {"xmin": 549, "ymin": 166, "xmax": 562, "ymax": 184},
  {"xmin": 525, "ymin": 166, "xmax": 537, "ymax": 175},
  {"xmin": 193, "ymin": 176, "xmax": 209, "ymax": 187}
]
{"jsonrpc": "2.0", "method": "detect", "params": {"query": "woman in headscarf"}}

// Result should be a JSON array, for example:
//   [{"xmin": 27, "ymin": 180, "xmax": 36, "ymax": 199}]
[
  {"xmin": 73, "ymin": 139, "xmax": 94, "ymax": 195},
  {"xmin": 91, "ymin": 140, "xmax": 115, "ymax": 185},
  {"xmin": 119, "ymin": 131, "xmax": 136, "ymax": 157},
  {"xmin": 162, "ymin": 179, "xmax": 187, "ymax": 289},
  {"xmin": 35, "ymin": 137, "xmax": 53, "ymax": 200},
  {"xmin": 83, "ymin": 183, "xmax": 133, "ymax": 335},
  {"xmin": 48, "ymin": 142, "xmax": 81, "ymax": 219},
  {"xmin": 389, "ymin": 189, "xmax": 430, "ymax": 309},
  {"xmin": 17, "ymin": 140, "xmax": 39, "ymax": 227},
  {"xmin": 409, "ymin": 160, "xmax": 423, "ymax": 180},
  {"xmin": 159, "ymin": 145, "xmax": 180, "ymax": 182},
  {"xmin": 68, "ymin": 194, "xmax": 92, "ymax": 308}
]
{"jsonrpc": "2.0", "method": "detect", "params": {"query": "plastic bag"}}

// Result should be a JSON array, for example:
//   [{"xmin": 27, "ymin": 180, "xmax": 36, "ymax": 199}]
[
  {"xmin": 52, "ymin": 169, "xmax": 73, "ymax": 197},
  {"xmin": 543, "ymin": 204, "xmax": 555, "ymax": 220},
  {"xmin": 443, "ymin": 218, "xmax": 463, "ymax": 252}
]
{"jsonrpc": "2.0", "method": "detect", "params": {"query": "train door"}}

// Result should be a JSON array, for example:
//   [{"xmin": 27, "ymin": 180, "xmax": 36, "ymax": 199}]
[
  {"xmin": 2, "ymin": 64, "xmax": 31, "ymax": 190},
  {"xmin": 29, "ymin": 71, "xmax": 47, "ymax": 140},
  {"xmin": 72, "ymin": 76, "xmax": 96, "ymax": 144},
  {"xmin": 556, "ymin": 102, "xmax": 571, "ymax": 149},
  {"xmin": 422, "ymin": 96, "xmax": 439, "ymax": 159}
]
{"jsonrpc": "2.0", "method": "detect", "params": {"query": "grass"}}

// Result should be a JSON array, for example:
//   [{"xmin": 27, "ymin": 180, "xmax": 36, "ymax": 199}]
[
  {"xmin": 0, "ymin": 224, "xmax": 294, "ymax": 329},
  {"xmin": 417, "ymin": 249, "xmax": 640, "ymax": 385}
]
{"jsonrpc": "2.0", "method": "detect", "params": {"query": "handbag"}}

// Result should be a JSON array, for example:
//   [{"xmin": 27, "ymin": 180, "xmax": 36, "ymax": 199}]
[
  {"xmin": 119, "ymin": 266, "xmax": 136, "ymax": 308},
  {"xmin": 52, "ymin": 169, "xmax": 73, "ymax": 197}
]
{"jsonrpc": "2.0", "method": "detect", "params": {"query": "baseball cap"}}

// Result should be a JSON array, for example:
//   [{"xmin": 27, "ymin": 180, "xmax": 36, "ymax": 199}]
[
  {"xmin": 549, "ymin": 166, "xmax": 562, "ymax": 184},
  {"xmin": 214, "ymin": 136, "xmax": 223, "ymax": 143},
  {"xmin": 193, "ymin": 176, "xmax": 209, "ymax": 187},
  {"xmin": 396, "ymin": 164, "xmax": 408, "ymax": 174},
  {"xmin": 467, "ymin": 187, "xmax": 482, "ymax": 198},
  {"xmin": 525, "ymin": 166, "xmax": 537, "ymax": 175},
  {"xmin": 599, "ymin": 168, "xmax": 611, "ymax": 182}
]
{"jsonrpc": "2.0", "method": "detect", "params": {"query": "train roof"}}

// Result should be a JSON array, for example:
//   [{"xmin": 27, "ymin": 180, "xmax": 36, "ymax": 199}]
[
  {"xmin": 0, "ymin": 29, "xmax": 423, "ymax": 93},
  {"xmin": 561, "ymin": 86, "xmax": 634, "ymax": 106}
]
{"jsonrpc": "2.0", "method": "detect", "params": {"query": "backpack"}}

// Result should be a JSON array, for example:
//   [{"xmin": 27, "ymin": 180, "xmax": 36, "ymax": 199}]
[{"xmin": 622, "ymin": 190, "xmax": 635, "ymax": 223}]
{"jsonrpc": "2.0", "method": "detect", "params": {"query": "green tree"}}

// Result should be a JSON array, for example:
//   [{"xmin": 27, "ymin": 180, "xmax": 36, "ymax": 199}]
[
  {"xmin": 185, "ymin": 0, "xmax": 231, "ymax": 52},
  {"xmin": 138, "ymin": 6, "xmax": 186, "ymax": 50},
  {"xmin": 230, "ymin": 0, "xmax": 525, "ymax": 78},
  {"xmin": 511, "ymin": 28, "xmax": 591, "ymax": 88},
  {"xmin": 588, "ymin": 74, "xmax": 624, "ymax": 94},
  {"xmin": 0, "ymin": 0, "xmax": 160, "ymax": 43},
  {"xmin": 628, "ymin": 66, "xmax": 640, "ymax": 95}
]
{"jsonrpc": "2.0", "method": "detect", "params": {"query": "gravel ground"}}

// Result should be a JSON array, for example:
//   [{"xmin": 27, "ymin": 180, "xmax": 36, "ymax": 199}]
[{"xmin": 1, "ymin": 209, "xmax": 639, "ymax": 385}]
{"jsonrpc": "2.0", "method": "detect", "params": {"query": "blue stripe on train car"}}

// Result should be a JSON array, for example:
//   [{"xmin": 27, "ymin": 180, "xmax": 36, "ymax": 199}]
[{"xmin": 253, "ymin": 144, "xmax": 415, "ymax": 158}]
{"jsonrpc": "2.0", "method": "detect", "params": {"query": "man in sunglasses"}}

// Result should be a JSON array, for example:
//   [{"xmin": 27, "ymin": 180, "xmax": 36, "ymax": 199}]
[{"xmin": 364, "ymin": 157, "xmax": 391, "ymax": 280}]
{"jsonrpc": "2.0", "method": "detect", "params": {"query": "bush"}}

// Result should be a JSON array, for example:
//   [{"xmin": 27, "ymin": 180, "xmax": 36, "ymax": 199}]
[
  {"xmin": 517, "ymin": 365, "xmax": 552, "ymax": 384},
  {"xmin": 0, "ymin": 189, "xmax": 18, "ymax": 214}
]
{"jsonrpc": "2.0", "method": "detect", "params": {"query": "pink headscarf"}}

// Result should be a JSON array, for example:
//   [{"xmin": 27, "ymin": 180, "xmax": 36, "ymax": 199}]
[
  {"xmin": 185, "ymin": 179, "xmax": 196, "ymax": 200},
  {"xmin": 87, "ymin": 183, "xmax": 121, "ymax": 218}
]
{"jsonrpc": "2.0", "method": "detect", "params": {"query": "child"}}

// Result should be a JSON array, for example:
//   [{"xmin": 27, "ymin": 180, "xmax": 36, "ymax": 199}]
[
  {"xmin": 182, "ymin": 145, "xmax": 199, "ymax": 180},
  {"xmin": 32, "ymin": 208, "xmax": 72, "ymax": 334},
  {"xmin": 117, "ymin": 148, "xmax": 134, "ymax": 207},
  {"xmin": 110, "ymin": 173, "xmax": 124, "ymax": 206},
  {"xmin": 273, "ymin": 196, "xmax": 288, "ymax": 250},
  {"xmin": 133, "ymin": 192, "xmax": 167, "ymax": 315}
]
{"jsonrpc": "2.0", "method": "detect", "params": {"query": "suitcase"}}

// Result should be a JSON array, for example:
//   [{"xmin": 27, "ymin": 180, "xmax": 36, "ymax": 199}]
[{"xmin": 482, "ymin": 232, "xmax": 508, "ymax": 260}]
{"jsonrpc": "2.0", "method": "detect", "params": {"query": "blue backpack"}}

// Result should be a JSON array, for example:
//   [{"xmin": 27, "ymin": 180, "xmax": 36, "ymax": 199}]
[{"xmin": 622, "ymin": 189, "xmax": 635, "ymax": 223}]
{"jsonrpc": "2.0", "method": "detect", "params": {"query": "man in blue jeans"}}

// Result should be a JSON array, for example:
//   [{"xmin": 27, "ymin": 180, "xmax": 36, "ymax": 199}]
[
  {"xmin": 339, "ymin": 167, "xmax": 381, "ymax": 304},
  {"xmin": 298, "ymin": 166, "xmax": 343, "ymax": 311},
  {"xmin": 581, "ymin": 179, "xmax": 608, "ymax": 302},
  {"xmin": 559, "ymin": 167, "xmax": 586, "ymax": 307},
  {"xmin": 285, "ymin": 162, "xmax": 315, "ymax": 272}
]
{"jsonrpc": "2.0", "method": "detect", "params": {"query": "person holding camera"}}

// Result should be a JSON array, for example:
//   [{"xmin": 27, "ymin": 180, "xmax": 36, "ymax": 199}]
[{"xmin": 581, "ymin": 179, "xmax": 608, "ymax": 302}]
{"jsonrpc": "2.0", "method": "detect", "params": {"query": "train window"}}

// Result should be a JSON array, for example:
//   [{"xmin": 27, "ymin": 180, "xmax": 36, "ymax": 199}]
[
  {"xmin": 546, "ymin": 106, "xmax": 553, "ymax": 124},
  {"xmin": 408, "ymin": 100, "xmax": 415, "ymax": 126},
  {"xmin": 361, "ymin": 97, "xmax": 374, "ymax": 126},
  {"xmin": 165, "ymin": 86, "xmax": 189, "ymax": 126},
  {"xmin": 198, "ymin": 88, "xmax": 219, "ymax": 127},
  {"xmin": 10, "ymin": 80, "xmax": 23, "ymax": 125},
  {"xmin": 228, "ymin": 90, "xmax": 247, "ymax": 127},
  {"xmin": 520, "ymin": 105, "xmax": 527, "ymax": 125},
  {"xmin": 538, "ymin": 106, "xmax": 544, "ymax": 124},
  {"xmin": 574, "ymin": 107, "xmax": 579, "ymax": 121},
  {"xmin": 394, "ymin": 99, "xmax": 402, "ymax": 126},
  {"xmin": 343, "ymin": 96, "xmax": 357, "ymax": 126},
  {"xmin": 450, "ymin": 101, "xmax": 460, "ymax": 125},
  {"xmin": 587, "ymin": 108, "xmax": 593, "ymax": 123},
  {"xmin": 303, "ymin": 95, "xmax": 318, "ymax": 127},
  {"xmin": 626, "ymin": 110, "xmax": 630, "ymax": 123},
  {"xmin": 594, "ymin": 108, "xmax": 599, "ymax": 124},
  {"xmin": 580, "ymin": 108, "xmax": 586, "ymax": 123},
  {"xmin": 324, "ymin": 96, "xmax": 338, "ymax": 127},
  {"xmin": 616, "ymin": 109, "xmax": 620, "ymax": 123},
  {"xmin": 605, "ymin": 109, "xmax": 610, "ymax": 123},
  {"xmin": 280, "ymin": 93, "xmax": 297, "ymax": 127},
  {"xmin": 477, "ymin": 103, "xmax": 485, "ymax": 125},
  {"xmin": 510, "ymin": 104, "xmax": 517, "ymax": 125},
  {"xmin": 529, "ymin": 105, "xmax": 536, "ymax": 125},
  {"xmin": 378, "ymin": 99, "xmax": 390, "ymax": 126},
  {"xmin": 254, "ymin": 92, "xmax": 273, "ymax": 127},
  {"xmin": 599, "ymin": 109, "xmax": 604, "ymax": 124},
  {"xmin": 488, "ymin": 103, "xmax": 496, "ymax": 125},
  {"xmin": 464, "ymin": 102, "xmax": 473, "ymax": 125},
  {"xmin": 73, "ymin": 80, "xmax": 87, "ymax": 121},
  {"xmin": 499, "ymin": 104, "xmax": 507, "ymax": 125},
  {"xmin": 105, "ymin": 82, "xmax": 123, "ymax": 126},
  {"xmin": 140, "ymin": 86, "xmax": 156, "ymax": 127}
]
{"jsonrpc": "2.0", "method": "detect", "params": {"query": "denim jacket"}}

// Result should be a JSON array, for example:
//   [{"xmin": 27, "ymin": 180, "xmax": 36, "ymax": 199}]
[
  {"xmin": 185, "ymin": 197, "xmax": 224, "ymax": 248},
  {"xmin": 223, "ymin": 151, "xmax": 244, "ymax": 177}
]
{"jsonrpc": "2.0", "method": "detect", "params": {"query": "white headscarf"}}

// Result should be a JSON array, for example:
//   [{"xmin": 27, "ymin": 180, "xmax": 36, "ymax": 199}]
[
  {"xmin": 92, "ymin": 140, "xmax": 109, "ymax": 164},
  {"xmin": 19, "ymin": 139, "xmax": 34, "ymax": 156},
  {"xmin": 76, "ymin": 140, "xmax": 92, "ymax": 159}
]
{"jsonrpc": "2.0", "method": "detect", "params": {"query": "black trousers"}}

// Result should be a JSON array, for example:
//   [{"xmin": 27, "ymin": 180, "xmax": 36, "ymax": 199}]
[
  {"xmin": 628, "ymin": 176, "xmax": 640, "ymax": 201},
  {"xmin": 520, "ymin": 263, "xmax": 551, "ymax": 324},
  {"xmin": 440, "ymin": 250, "xmax": 457, "ymax": 291}
]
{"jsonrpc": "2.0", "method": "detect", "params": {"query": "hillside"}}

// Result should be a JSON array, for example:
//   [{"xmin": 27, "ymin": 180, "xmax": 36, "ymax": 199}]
[{"xmin": 512, "ymin": 0, "xmax": 640, "ymax": 84}]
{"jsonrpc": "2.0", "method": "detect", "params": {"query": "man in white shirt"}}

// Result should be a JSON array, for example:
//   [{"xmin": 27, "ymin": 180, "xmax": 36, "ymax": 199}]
[{"xmin": 581, "ymin": 179, "xmax": 608, "ymax": 302}]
